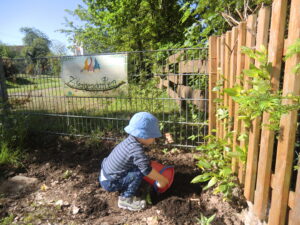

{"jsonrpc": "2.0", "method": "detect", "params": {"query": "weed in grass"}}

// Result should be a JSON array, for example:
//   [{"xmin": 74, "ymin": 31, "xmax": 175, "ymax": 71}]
[
  {"xmin": 0, "ymin": 142, "xmax": 21, "ymax": 166},
  {"xmin": 0, "ymin": 214, "xmax": 15, "ymax": 225},
  {"xmin": 62, "ymin": 170, "xmax": 72, "ymax": 179},
  {"xmin": 162, "ymin": 148, "xmax": 169, "ymax": 154},
  {"xmin": 22, "ymin": 205, "xmax": 58, "ymax": 224},
  {"xmin": 195, "ymin": 213, "xmax": 216, "ymax": 225}
]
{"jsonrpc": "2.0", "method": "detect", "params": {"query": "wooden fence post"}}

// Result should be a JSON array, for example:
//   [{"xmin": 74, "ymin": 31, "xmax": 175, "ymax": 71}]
[
  {"xmin": 244, "ymin": 6, "xmax": 271, "ymax": 202},
  {"xmin": 208, "ymin": 36, "xmax": 218, "ymax": 135},
  {"xmin": 216, "ymin": 37, "xmax": 221, "ymax": 139},
  {"xmin": 290, "ymin": 166, "xmax": 300, "ymax": 224},
  {"xmin": 238, "ymin": 13, "xmax": 257, "ymax": 184},
  {"xmin": 220, "ymin": 35, "xmax": 226, "ymax": 139},
  {"xmin": 228, "ymin": 27, "xmax": 238, "ymax": 130},
  {"xmin": 253, "ymin": 0, "xmax": 288, "ymax": 220},
  {"xmin": 232, "ymin": 22, "xmax": 246, "ymax": 173},
  {"xmin": 268, "ymin": 0, "xmax": 300, "ymax": 224},
  {"xmin": 223, "ymin": 31, "xmax": 232, "ymax": 139}
]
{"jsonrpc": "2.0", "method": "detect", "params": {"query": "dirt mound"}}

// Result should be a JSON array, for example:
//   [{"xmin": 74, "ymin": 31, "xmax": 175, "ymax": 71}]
[
  {"xmin": 79, "ymin": 192, "xmax": 108, "ymax": 217},
  {"xmin": 159, "ymin": 196, "xmax": 191, "ymax": 217}
]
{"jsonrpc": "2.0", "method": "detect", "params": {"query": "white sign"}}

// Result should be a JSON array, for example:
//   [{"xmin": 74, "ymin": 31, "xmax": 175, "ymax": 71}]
[{"xmin": 61, "ymin": 54, "xmax": 127, "ymax": 91}]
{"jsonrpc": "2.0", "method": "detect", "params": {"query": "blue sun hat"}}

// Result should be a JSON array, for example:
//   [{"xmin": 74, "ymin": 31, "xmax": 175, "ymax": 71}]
[{"xmin": 124, "ymin": 112, "xmax": 162, "ymax": 139}]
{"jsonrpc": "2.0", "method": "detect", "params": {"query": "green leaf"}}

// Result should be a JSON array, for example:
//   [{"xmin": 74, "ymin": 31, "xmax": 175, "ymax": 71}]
[
  {"xmin": 181, "ymin": 9, "xmax": 192, "ymax": 23},
  {"xmin": 293, "ymin": 63, "xmax": 300, "ymax": 74},
  {"xmin": 212, "ymin": 86, "xmax": 221, "ymax": 92},
  {"xmin": 197, "ymin": 160, "xmax": 212, "ymax": 169},
  {"xmin": 227, "ymin": 151, "xmax": 243, "ymax": 158},
  {"xmin": 191, "ymin": 173, "xmax": 212, "ymax": 183},
  {"xmin": 146, "ymin": 192, "xmax": 152, "ymax": 205},
  {"xmin": 223, "ymin": 86, "xmax": 241, "ymax": 96},
  {"xmin": 218, "ymin": 183, "xmax": 228, "ymax": 193},
  {"xmin": 223, "ymin": 146, "xmax": 231, "ymax": 152},
  {"xmin": 203, "ymin": 177, "xmax": 218, "ymax": 190},
  {"xmin": 207, "ymin": 214, "xmax": 216, "ymax": 223},
  {"xmin": 241, "ymin": 46, "xmax": 256, "ymax": 59},
  {"xmin": 238, "ymin": 133, "xmax": 248, "ymax": 141},
  {"xmin": 220, "ymin": 167, "xmax": 232, "ymax": 177},
  {"xmin": 217, "ymin": 108, "xmax": 229, "ymax": 120}
]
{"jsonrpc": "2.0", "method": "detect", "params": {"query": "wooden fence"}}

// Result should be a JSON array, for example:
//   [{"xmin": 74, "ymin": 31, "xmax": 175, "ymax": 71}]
[
  {"xmin": 157, "ymin": 50, "xmax": 208, "ymax": 111},
  {"xmin": 208, "ymin": 0, "xmax": 300, "ymax": 224}
]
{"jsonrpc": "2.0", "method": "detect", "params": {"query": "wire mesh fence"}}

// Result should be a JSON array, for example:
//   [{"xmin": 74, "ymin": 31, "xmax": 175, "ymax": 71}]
[{"xmin": 0, "ymin": 48, "xmax": 208, "ymax": 148}]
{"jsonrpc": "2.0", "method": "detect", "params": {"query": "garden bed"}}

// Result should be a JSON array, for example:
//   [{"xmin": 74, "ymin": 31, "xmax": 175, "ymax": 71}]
[{"xmin": 0, "ymin": 135, "xmax": 247, "ymax": 224}]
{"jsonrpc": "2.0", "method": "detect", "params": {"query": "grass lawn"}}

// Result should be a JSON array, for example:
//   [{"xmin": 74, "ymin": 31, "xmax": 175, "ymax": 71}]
[{"xmin": 6, "ymin": 74, "xmax": 61, "ymax": 94}]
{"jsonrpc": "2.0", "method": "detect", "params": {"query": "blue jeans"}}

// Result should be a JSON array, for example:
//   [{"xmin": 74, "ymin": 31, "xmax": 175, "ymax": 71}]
[{"xmin": 99, "ymin": 167, "xmax": 144, "ymax": 197}]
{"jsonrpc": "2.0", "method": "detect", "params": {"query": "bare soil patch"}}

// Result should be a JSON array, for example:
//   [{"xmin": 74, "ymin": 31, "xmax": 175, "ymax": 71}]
[{"xmin": 0, "ymin": 135, "xmax": 247, "ymax": 224}]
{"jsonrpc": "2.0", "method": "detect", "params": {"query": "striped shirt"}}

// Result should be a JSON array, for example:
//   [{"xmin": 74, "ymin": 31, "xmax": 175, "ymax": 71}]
[{"xmin": 101, "ymin": 135, "xmax": 152, "ymax": 181}]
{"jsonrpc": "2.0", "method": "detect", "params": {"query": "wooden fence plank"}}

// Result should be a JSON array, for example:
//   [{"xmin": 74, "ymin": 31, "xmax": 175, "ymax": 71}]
[
  {"xmin": 161, "ymin": 79, "xmax": 169, "ymax": 88},
  {"xmin": 222, "ymin": 31, "xmax": 232, "ymax": 140},
  {"xmin": 290, "ymin": 171, "xmax": 300, "ymax": 224},
  {"xmin": 167, "ymin": 87, "xmax": 182, "ymax": 106},
  {"xmin": 177, "ymin": 85, "xmax": 193, "ymax": 99},
  {"xmin": 167, "ymin": 50, "xmax": 184, "ymax": 64},
  {"xmin": 179, "ymin": 60, "xmax": 207, "ymax": 74},
  {"xmin": 158, "ymin": 77, "xmax": 163, "ymax": 89},
  {"xmin": 228, "ymin": 27, "xmax": 238, "ymax": 126},
  {"xmin": 209, "ymin": 36, "xmax": 218, "ymax": 135},
  {"xmin": 202, "ymin": 61, "xmax": 208, "ymax": 74},
  {"xmin": 219, "ymin": 35, "xmax": 226, "ymax": 139},
  {"xmin": 244, "ymin": 6, "xmax": 271, "ymax": 202},
  {"xmin": 224, "ymin": 31, "xmax": 232, "ymax": 113},
  {"xmin": 268, "ymin": 0, "xmax": 300, "ymax": 224},
  {"xmin": 216, "ymin": 36, "xmax": 221, "ymax": 139},
  {"xmin": 232, "ymin": 22, "xmax": 246, "ymax": 173},
  {"xmin": 167, "ymin": 73, "xmax": 183, "ymax": 84},
  {"xmin": 238, "ymin": 14, "xmax": 258, "ymax": 184},
  {"xmin": 253, "ymin": 0, "xmax": 288, "ymax": 220},
  {"xmin": 191, "ymin": 89, "xmax": 205, "ymax": 111}
]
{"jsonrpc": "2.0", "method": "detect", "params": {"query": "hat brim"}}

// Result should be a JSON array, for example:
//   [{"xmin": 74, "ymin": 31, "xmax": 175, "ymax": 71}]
[{"xmin": 124, "ymin": 126, "xmax": 162, "ymax": 139}]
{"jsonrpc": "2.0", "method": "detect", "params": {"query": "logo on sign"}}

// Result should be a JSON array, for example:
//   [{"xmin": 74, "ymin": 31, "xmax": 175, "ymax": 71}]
[
  {"xmin": 61, "ymin": 54, "xmax": 127, "ymax": 91},
  {"xmin": 81, "ymin": 57, "xmax": 101, "ymax": 72}
]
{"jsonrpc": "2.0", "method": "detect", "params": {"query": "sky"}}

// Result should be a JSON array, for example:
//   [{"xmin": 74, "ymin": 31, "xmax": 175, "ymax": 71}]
[{"xmin": 0, "ymin": 0, "xmax": 85, "ymax": 50}]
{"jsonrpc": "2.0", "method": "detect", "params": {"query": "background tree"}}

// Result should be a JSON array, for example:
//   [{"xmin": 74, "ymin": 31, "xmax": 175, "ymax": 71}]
[
  {"xmin": 20, "ymin": 27, "xmax": 52, "ymax": 59},
  {"xmin": 62, "ymin": 0, "xmax": 272, "ymax": 52},
  {"xmin": 0, "ymin": 41, "xmax": 21, "ymax": 58},
  {"xmin": 181, "ymin": 0, "xmax": 272, "ymax": 47},
  {"xmin": 61, "ymin": 0, "xmax": 194, "ymax": 52},
  {"xmin": 0, "ymin": 42, "xmax": 11, "ymax": 58}
]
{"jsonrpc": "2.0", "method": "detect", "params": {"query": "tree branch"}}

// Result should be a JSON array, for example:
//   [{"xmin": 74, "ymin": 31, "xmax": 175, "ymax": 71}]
[{"xmin": 221, "ymin": 12, "xmax": 240, "ymax": 26}]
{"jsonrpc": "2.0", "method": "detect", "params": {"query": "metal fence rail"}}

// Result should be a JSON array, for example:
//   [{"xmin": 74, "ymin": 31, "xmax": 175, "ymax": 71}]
[{"xmin": 0, "ymin": 48, "xmax": 208, "ymax": 148}]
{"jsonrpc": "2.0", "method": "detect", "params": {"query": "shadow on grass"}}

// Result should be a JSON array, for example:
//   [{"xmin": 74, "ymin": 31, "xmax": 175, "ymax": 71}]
[{"xmin": 7, "ymin": 77, "xmax": 35, "ymax": 85}]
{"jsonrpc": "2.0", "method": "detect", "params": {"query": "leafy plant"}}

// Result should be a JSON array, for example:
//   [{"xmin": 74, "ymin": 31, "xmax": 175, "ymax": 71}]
[
  {"xmin": 62, "ymin": 170, "xmax": 72, "ymax": 179},
  {"xmin": 0, "ymin": 214, "xmax": 15, "ymax": 225},
  {"xmin": 0, "ymin": 143, "xmax": 21, "ymax": 166},
  {"xmin": 195, "ymin": 213, "xmax": 216, "ymax": 225},
  {"xmin": 162, "ymin": 148, "xmax": 169, "ymax": 154},
  {"xmin": 192, "ymin": 135, "xmax": 236, "ymax": 200},
  {"xmin": 285, "ymin": 38, "xmax": 300, "ymax": 74},
  {"xmin": 180, "ymin": 0, "xmax": 272, "ymax": 48},
  {"xmin": 0, "ymin": 114, "xmax": 29, "ymax": 167},
  {"xmin": 62, "ymin": 0, "xmax": 191, "ymax": 52},
  {"xmin": 224, "ymin": 45, "xmax": 300, "ymax": 131},
  {"xmin": 127, "ymin": 77, "xmax": 167, "ymax": 113}
]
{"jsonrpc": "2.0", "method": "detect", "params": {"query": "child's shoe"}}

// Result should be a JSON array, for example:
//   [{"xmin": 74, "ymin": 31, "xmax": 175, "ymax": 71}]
[{"xmin": 118, "ymin": 196, "xmax": 146, "ymax": 211}]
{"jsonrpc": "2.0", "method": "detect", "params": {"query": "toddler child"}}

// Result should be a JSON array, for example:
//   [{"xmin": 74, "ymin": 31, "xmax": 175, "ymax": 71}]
[{"xmin": 99, "ymin": 112, "xmax": 169, "ymax": 211}]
